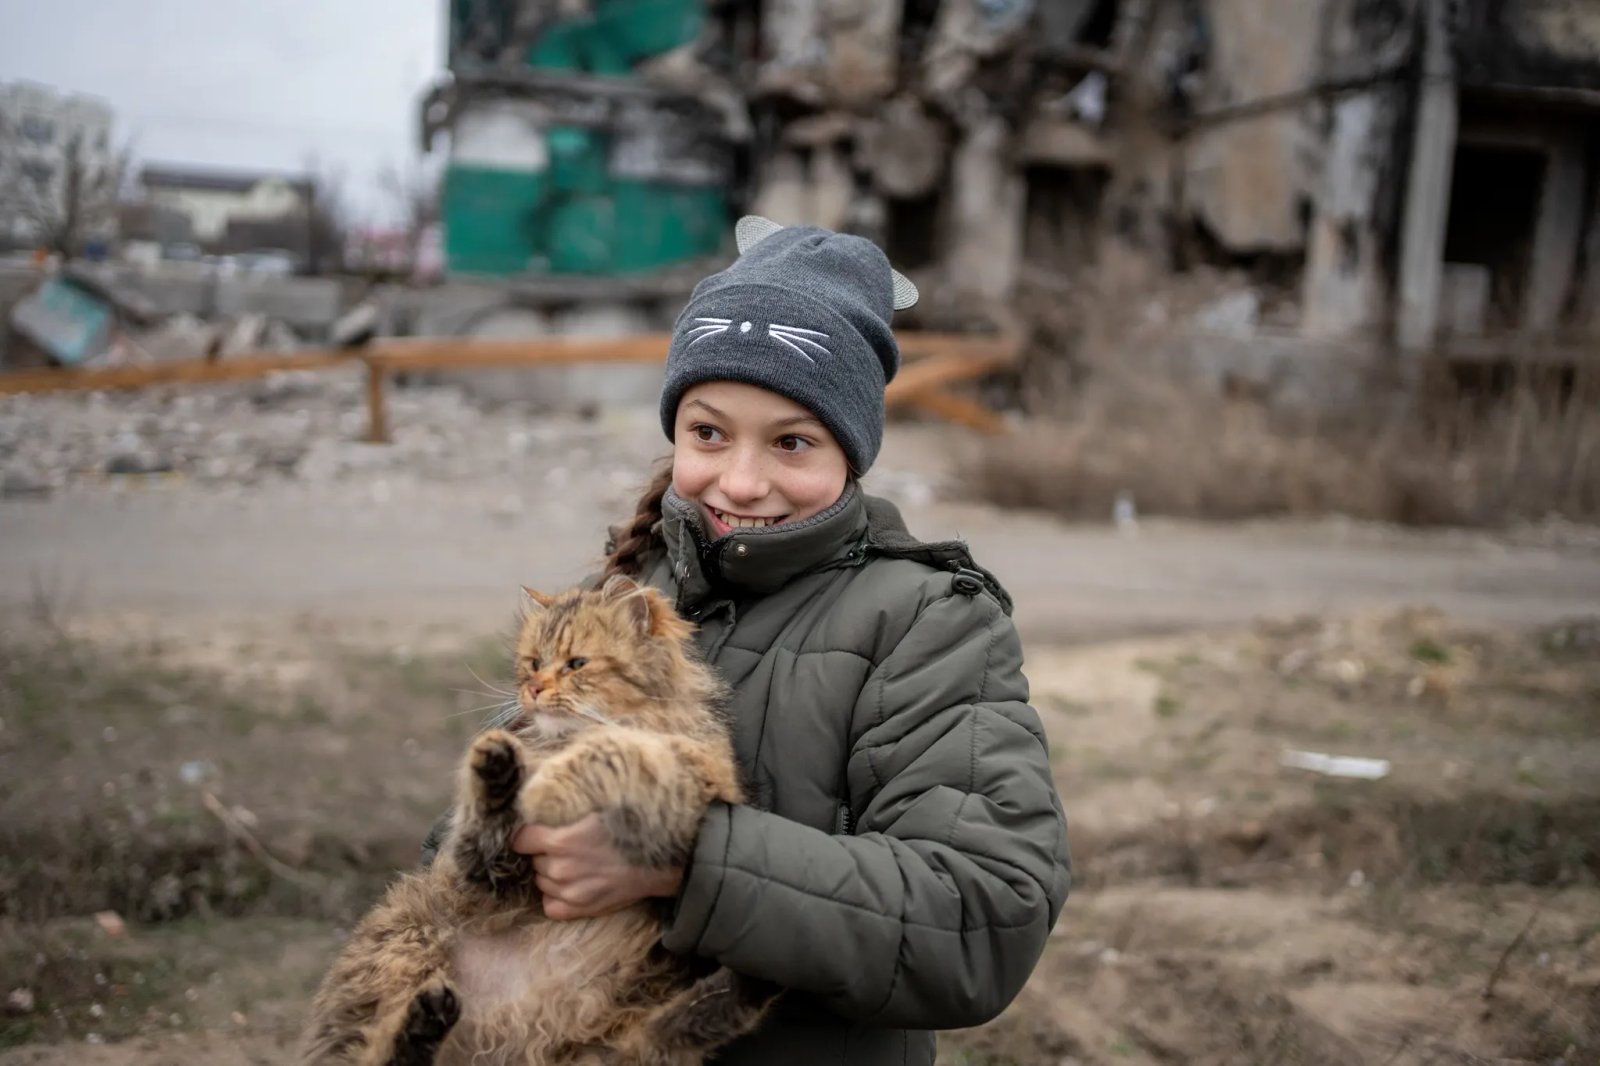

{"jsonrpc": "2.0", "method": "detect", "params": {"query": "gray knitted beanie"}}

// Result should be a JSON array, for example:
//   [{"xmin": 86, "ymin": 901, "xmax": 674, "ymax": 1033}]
[{"xmin": 659, "ymin": 216, "xmax": 919, "ymax": 474}]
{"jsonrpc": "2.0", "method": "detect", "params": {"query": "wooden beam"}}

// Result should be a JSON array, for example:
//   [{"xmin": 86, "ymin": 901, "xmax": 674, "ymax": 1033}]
[
  {"xmin": 364, "ymin": 334, "xmax": 671, "ymax": 373},
  {"xmin": 2, "ymin": 331, "xmax": 1022, "ymax": 443},
  {"xmin": 896, "ymin": 388, "xmax": 1009, "ymax": 434},
  {"xmin": 0, "ymin": 349, "xmax": 356, "ymax": 396},
  {"xmin": 366, "ymin": 360, "xmax": 389, "ymax": 444},
  {"xmin": 885, "ymin": 346, "xmax": 1018, "ymax": 402}
]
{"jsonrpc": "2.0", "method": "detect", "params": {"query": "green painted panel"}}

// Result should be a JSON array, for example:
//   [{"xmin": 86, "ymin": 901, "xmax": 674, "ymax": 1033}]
[
  {"xmin": 443, "ymin": 147, "xmax": 726, "ymax": 277},
  {"xmin": 545, "ymin": 126, "xmax": 610, "ymax": 193},
  {"xmin": 544, "ymin": 195, "xmax": 618, "ymax": 274},
  {"xmin": 524, "ymin": 20, "xmax": 588, "ymax": 71},
  {"xmin": 592, "ymin": 0, "xmax": 703, "ymax": 63},
  {"xmin": 609, "ymin": 181, "xmax": 725, "ymax": 272},
  {"xmin": 442, "ymin": 164, "xmax": 545, "ymax": 275}
]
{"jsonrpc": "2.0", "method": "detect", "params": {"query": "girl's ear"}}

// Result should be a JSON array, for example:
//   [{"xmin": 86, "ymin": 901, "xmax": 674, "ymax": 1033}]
[{"xmin": 520, "ymin": 586, "xmax": 554, "ymax": 609}]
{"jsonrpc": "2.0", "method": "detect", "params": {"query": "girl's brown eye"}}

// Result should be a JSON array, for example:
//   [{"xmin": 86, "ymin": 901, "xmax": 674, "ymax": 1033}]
[{"xmin": 567, "ymin": 657, "xmax": 588, "ymax": 670}]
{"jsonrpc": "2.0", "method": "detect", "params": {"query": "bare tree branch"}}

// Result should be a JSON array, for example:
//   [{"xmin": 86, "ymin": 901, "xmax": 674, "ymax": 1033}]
[
  {"xmin": 379, "ymin": 156, "xmax": 442, "ymax": 272},
  {"xmin": 0, "ymin": 122, "xmax": 130, "ymax": 258}
]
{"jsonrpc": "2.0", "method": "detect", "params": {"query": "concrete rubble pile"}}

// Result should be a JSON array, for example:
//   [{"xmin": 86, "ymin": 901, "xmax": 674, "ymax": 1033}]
[
  {"xmin": 2, "ymin": 261, "xmax": 346, "ymax": 370},
  {"xmin": 0, "ymin": 370, "xmax": 659, "ymax": 502}
]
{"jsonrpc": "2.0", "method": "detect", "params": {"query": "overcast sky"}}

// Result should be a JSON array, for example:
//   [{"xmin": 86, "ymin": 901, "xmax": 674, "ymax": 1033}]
[{"xmin": 0, "ymin": 0, "xmax": 444, "ymax": 225}]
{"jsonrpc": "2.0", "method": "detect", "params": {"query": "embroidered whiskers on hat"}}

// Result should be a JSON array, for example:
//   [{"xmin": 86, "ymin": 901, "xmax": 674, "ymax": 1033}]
[{"xmin": 658, "ymin": 216, "xmax": 918, "ymax": 474}]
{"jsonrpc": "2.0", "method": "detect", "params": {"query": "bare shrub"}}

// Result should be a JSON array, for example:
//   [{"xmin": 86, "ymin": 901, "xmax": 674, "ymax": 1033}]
[{"xmin": 964, "ymin": 360, "xmax": 1600, "ymax": 528}]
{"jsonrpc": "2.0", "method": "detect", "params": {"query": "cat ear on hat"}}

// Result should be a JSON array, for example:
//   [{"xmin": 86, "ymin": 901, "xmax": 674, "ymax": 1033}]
[{"xmin": 734, "ymin": 215, "xmax": 920, "ymax": 312}]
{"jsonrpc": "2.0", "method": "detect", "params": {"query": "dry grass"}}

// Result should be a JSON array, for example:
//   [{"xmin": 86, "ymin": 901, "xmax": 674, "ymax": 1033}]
[
  {"xmin": 966, "ymin": 259, "xmax": 1600, "ymax": 527},
  {"xmin": 964, "ymin": 364, "xmax": 1600, "ymax": 527}
]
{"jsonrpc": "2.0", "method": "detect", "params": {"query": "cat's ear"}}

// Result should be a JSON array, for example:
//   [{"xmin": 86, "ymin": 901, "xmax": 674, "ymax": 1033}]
[
  {"xmin": 520, "ymin": 586, "xmax": 554, "ymax": 609},
  {"xmin": 600, "ymin": 574, "xmax": 640, "ymax": 600},
  {"xmin": 606, "ymin": 577, "xmax": 653, "ymax": 635}
]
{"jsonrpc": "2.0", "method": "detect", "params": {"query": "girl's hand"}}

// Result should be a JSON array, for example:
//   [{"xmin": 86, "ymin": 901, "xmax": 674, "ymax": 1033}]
[{"xmin": 512, "ymin": 815, "xmax": 685, "ymax": 920}]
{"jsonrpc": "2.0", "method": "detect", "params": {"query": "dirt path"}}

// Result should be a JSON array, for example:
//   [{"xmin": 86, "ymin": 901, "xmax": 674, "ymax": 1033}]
[{"xmin": 3, "ymin": 437, "xmax": 1597, "ymax": 645}]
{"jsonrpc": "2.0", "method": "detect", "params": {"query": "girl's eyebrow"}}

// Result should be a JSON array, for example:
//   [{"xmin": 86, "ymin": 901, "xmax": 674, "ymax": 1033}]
[{"xmin": 685, "ymin": 398, "xmax": 822, "ymax": 431}]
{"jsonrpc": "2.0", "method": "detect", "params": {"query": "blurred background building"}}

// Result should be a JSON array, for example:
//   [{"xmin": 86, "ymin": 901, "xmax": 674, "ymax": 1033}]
[{"xmin": 0, "ymin": 81, "xmax": 117, "ymax": 255}]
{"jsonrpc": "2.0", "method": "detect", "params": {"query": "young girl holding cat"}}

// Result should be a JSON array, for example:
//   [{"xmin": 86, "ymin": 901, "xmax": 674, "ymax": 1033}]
[{"xmin": 436, "ymin": 217, "xmax": 1070, "ymax": 1065}]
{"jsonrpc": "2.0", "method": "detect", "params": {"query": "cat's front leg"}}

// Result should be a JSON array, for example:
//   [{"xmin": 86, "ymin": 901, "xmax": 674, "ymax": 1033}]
[
  {"xmin": 519, "ymin": 731, "xmax": 732, "ymax": 872},
  {"xmin": 516, "ymin": 728, "xmax": 662, "ymax": 830},
  {"xmin": 449, "ymin": 729, "xmax": 533, "ymax": 894}
]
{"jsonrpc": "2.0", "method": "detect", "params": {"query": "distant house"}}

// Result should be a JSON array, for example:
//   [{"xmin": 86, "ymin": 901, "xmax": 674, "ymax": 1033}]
[{"xmin": 137, "ymin": 164, "xmax": 313, "ymax": 250}]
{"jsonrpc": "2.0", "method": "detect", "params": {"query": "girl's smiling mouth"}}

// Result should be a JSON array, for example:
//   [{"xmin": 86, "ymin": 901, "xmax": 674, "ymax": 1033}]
[{"xmin": 707, "ymin": 506, "xmax": 789, "ymax": 535}]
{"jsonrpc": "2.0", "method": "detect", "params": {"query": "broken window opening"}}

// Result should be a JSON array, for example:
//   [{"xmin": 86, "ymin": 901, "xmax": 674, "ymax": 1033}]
[
  {"xmin": 1441, "ymin": 143, "xmax": 1546, "ymax": 334},
  {"xmin": 900, "ymin": 0, "xmax": 944, "ymax": 71},
  {"xmin": 885, "ymin": 189, "xmax": 945, "ymax": 271},
  {"xmin": 1023, "ymin": 164, "xmax": 1110, "ymax": 275},
  {"xmin": 1078, "ymin": 0, "xmax": 1121, "ymax": 49},
  {"xmin": 1173, "ymin": 214, "xmax": 1306, "ymax": 291}
]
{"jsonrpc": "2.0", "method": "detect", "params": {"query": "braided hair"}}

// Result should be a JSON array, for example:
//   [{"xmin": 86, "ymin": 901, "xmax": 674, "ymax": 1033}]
[{"xmin": 600, "ymin": 460, "xmax": 674, "ymax": 580}]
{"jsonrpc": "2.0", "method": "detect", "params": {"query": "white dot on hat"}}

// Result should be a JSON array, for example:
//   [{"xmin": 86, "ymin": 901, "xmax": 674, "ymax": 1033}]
[{"xmin": 740, "ymin": 321, "xmax": 752, "ymax": 333}]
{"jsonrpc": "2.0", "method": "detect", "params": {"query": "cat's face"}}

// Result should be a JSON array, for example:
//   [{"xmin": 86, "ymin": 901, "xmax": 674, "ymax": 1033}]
[{"xmin": 511, "ymin": 577, "xmax": 692, "ymax": 735}]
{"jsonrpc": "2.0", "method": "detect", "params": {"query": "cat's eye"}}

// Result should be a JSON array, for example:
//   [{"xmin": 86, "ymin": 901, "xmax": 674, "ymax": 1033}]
[
  {"xmin": 566, "ymin": 657, "xmax": 588, "ymax": 670},
  {"xmin": 525, "ymin": 657, "xmax": 541, "ymax": 672}
]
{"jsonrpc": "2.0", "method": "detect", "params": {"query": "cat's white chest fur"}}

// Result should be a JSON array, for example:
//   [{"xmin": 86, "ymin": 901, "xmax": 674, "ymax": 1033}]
[{"xmin": 439, "ymin": 908, "xmax": 665, "ymax": 1064}]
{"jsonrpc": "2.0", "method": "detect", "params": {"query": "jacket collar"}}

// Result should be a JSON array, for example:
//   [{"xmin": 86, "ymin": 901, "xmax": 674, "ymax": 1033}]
[{"xmin": 661, "ymin": 484, "xmax": 868, "ymax": 606}]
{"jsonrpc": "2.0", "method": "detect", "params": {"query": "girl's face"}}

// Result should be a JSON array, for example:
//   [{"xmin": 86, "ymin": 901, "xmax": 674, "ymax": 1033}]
[{"xmin": 672, "ymin": 381, "xmax": 850, "ymax": 538}]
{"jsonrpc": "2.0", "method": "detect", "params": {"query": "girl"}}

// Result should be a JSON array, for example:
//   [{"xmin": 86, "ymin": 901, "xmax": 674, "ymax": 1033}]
[{"xmin": 434, "ymin": 217, "xmax": 1070, "ymax": 1065}]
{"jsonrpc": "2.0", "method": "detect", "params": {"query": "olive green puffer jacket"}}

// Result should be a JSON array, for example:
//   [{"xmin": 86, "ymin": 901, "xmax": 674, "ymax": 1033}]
[
  {"xmin": 639, "ymin": 485, "xmax": 1070, "ymax": 1065},
  {"xmin": 423, "ymin": 485, "xmax": 1070, "ymax": 1064}
]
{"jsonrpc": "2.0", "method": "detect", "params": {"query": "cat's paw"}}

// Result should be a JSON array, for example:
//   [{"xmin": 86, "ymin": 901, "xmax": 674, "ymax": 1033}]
[
  {"xmin": 469, "ymin": 730, "xmax": 522, "ymax": 811},
  {"xmin": 388, "ymin": 980, "xmax": 460, "ymax": 1066},
  {"xmin": 518, "ymin": 768, "xmax": 589, "ymax": 828}
]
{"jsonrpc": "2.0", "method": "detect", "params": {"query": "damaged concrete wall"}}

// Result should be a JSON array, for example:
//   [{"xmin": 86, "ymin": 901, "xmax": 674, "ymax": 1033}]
[
  {"xmin": 1181, "ymin": 0, "xmax": 1328, "ymax": 253},
  {"xmin": 1455, "ymin": 0, "xmax": 1600, "ymax": 89}
]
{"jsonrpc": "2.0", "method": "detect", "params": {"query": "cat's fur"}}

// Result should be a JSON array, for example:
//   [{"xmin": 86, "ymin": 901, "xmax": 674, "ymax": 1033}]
[{"xmin": 299, "ymin": 577, "xmax": 775, "ymax": 1066}]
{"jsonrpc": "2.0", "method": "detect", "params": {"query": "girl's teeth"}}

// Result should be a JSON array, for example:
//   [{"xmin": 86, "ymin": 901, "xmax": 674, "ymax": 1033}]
[{"xmin": 717, "ymin": 510, "xmax": 774, "ymax": 529}]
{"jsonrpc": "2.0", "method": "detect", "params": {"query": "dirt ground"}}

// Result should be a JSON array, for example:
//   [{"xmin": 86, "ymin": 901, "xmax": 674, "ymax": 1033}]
[{"xmin": 2, "ymin": 392, "xmax": 1598, "ymax": 1065}]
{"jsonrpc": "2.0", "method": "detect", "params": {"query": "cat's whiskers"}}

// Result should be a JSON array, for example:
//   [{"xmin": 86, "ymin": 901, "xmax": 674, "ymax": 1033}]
[
  {"xmin": 446, "ymin": 698, "xmax": 519, "ymax": 720},
  {"xmin": 485, "ymin": 702, "xmax": 523, "ymax": 728},
  {"xmin": 464, "ymin": 663, "xmax": 518, "ymax": 699}
]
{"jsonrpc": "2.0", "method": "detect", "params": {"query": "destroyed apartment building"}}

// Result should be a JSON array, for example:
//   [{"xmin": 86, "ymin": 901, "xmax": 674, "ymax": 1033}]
[{"xmin": 420, "ymin": 0, "xmax": 1600, "ymax": 389}]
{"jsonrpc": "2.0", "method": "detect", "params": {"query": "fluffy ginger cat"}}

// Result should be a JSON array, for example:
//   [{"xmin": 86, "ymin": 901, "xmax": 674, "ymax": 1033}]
[{"xmin": 299, "ymin": 576, "xmax": 775, "ymax": 1066}]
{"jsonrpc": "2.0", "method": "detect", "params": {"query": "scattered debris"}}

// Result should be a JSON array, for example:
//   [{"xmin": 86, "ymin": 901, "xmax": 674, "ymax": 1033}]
[
  {"xmin": 93, "ymin": 911, "xmax": 127, "ymax": 938},
  {"xmin": 329, "ymin": 301, "xmax": 381, "ymax": 349},
  {"xmin": 6, "ymin": 988, "xmax": 35, "ymax": 1014},
  {"xmin": 1113, "ymin": 490, "xmax": 1139, "ymax": 535},
  {"xmin": 0, "ymin": 370, "xmax": 662, "ymax": 497},
  {"xmin": 7, "ymin": 277, "xmax": 114, "ymax": 367},
  {"xmin": 177, "ymin": 760, "xmax": 218, "ymax": 787},
  {"xmin": 1280, "ymin": 749, "xmax": 1391, "ymax": 780}
]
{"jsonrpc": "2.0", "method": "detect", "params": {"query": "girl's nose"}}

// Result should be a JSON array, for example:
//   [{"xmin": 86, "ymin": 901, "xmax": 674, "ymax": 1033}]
[{"xmin": 719, "ymin": 450, "xmax": 768, "ymax": 502}]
